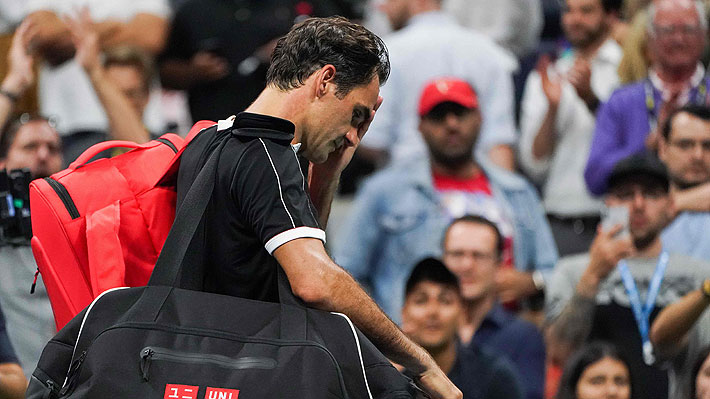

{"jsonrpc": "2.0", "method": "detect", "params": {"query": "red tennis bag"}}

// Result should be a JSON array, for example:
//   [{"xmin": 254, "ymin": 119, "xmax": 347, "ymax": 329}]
[{"xmin": 29, "ymin": 121, "xmax": 215, "ymax": 330}]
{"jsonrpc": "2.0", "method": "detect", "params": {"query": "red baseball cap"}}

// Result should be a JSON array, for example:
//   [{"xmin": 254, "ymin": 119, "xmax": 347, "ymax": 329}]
[{"xmin": 418, "ymin": 78, "xmax": 478, "ymax": 116}]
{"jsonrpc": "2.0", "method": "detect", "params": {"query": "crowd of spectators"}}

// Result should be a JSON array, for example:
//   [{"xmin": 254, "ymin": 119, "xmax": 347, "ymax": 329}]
[{"xmin": 2, "ymin": 0, "xmax": 710, "ymax": 398}]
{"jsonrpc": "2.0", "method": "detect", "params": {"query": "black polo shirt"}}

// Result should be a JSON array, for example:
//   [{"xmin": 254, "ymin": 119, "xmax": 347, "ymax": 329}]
[{"xmin": 176, "ymin": 112, "xmax": 324, "ymax": 301}]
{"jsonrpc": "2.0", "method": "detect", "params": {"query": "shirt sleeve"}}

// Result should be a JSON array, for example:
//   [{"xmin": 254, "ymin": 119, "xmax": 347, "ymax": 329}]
[
  {"xmin": 518, "ymin": 70, "xmax": 553, "ymax": 182},
  {"xmin": 0, "ymin": 305, "xmax": 18, "ymax": 364},
  {"xmin": 545, "ymin": 256, "xmax": 585, "ymax": 323},
  {"xmin": 231, "ymin": 139, "xmax": 324, "ymax": 255},
  {"xmin": 584, "ymin": 90, "xmax": 629, "ymax": 196}
]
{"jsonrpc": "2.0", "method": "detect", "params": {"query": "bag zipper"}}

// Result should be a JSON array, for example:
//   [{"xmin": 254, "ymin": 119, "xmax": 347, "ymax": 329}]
[
  {"xmin": 155, "ymin": 138, "xmax": 178, "ymax": 153},
  {"xmin": 67, "ymin": 321, "xmax": 348, "ymax": 398},
  {"xmin": 43, "ymin": 178, "xmax": 80, "ymax": 219},
  {"xmin": 139, "ymin": 347, "xmax": 276, "ymax": 381}
]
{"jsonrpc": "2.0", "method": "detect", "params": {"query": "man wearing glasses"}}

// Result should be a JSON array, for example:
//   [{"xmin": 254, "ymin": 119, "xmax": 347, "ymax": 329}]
[
  {"xmin": 585, "ymin": 0, "xmax": 708, "ymax": 196},
  {"xmin": 659, "ymin": 105, "xmax": 710, "ymax": 261},
  {"xmin": 547, "ymin": 152, "xmax": 710, "ymax": 399}
]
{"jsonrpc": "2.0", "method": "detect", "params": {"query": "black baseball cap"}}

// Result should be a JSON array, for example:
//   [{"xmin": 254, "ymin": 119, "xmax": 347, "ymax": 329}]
[{"xmin": 606, "ymin": 152, "xmax": 669, "ymax": 194}]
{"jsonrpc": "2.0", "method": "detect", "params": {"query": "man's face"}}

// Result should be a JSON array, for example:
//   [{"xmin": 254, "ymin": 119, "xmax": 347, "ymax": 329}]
[
  {"xmin": 402, "ymin": 280, "xmax": 462, "ymax": 352},
  {"xmin": 659, "ymin": 112, "xmax": 710, "ymax": 187},
  {"xmin": 419, "ymin": 103, "xmax": 481, "ymax": 168},
  {"xmin": 379, "ymin": 0, "xmax": 411, "ymax": 31},
  {"xmin": 606, "ymin": 179, "xmax": 671, "ymax": 249},
  {"xmin": 105, "ymin": 64, "xmax": 150, "ymax": 118},
  {"xmin": 443, "ymin": 222, "xmax": 499, "ymax": 302},
  {"xmin": 562, "ymin": 0, "xmax": 610, "ymax": 49},
  {"xmin": 650, "ymin": 1, "xmax": 705, "ymax": 73},
  {"xmin": 1, "ymin": 121, "xmax": 63, "ymax": 179},
  {"xmin": 302, "ymin": 77, "xmax": 380, "ymax": 164}
]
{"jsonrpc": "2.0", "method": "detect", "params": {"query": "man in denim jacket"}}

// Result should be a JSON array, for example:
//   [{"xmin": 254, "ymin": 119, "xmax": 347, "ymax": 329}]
[{"xmin": 333, "ymin": 78, "xmax": 558, "ymax": 323}]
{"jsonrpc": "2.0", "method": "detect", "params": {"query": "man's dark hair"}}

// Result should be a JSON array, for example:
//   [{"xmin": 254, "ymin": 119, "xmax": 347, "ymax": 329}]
[
  {"xmin": 444, "ymin": 215, "xmax": 504, "ymax": 259},
  {"xmin": 0, "ymin": 114, "xmax": 55, "ymax": 160},
  {"xmin": 405, "ymin": 257, "xmax": 460, "ymax": 297},
  {"xmin": 602, "ymin": 0, "xmax": 622, "ymax": 14},
  {"xmin": 557, "ymin": 341, "xmax": 636, "ymax": 399},
  {"xmin": 561, "ymin": 0, "xmax": 621, "ymax": 14},
  {"xmin": 662, "ymin": 104, "xmax": 710, "ymax": 140},
  {"xmin": 267, "ymin": 16, "xmax": 390, "ymax": 98}
]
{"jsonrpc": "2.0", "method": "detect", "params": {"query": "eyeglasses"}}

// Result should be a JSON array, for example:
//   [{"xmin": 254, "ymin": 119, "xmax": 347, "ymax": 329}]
[{"xmin": 653, "ymin": 24, "xmax": 702, "ymax": 37}]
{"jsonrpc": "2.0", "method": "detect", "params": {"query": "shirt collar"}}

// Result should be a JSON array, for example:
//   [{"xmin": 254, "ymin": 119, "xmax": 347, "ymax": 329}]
[
  {"xmin": 649, "ymin": 63, "xmax": 706, "ymax": 103},
  {"xmin": 232, "ymin": 112, "xmax": 296, "ymax": 143}
]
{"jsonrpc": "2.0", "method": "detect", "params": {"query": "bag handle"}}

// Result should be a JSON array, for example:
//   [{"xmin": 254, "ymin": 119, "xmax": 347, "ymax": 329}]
[{"xmin": 69, "ymin": 141, "xmax": 143, "ymax": 169}]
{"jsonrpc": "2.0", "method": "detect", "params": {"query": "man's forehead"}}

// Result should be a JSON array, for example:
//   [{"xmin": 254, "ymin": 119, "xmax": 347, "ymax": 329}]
[
  {"xmin": 15, "ymin": 122, "xmax": 60, "ymax": 144},
  {"xmin": 655, "ymin": 0, "xmax": 699, "ymax": 20},
  {"xmin": 671, "ymin": 112, "xmax": 710, "ymax": 137}
]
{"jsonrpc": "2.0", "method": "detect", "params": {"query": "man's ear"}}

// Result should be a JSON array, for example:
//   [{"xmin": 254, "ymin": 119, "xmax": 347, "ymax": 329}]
[
  {"xmin": 314, "ymin": 64, "xmax": 337, "ymax": 99},
  {"xmin": 658, "ymin": 136, "xmax": 669, "ymax": 162}
]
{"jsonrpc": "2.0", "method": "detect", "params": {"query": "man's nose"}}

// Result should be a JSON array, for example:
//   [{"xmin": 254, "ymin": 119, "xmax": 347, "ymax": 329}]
[{"xmin": 345, "ymin": 127, "xmax": 359, "ymax": 147}]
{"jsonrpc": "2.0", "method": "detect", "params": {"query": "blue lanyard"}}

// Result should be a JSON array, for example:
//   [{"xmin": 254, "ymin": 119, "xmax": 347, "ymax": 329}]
[{"xmin": 617, "ymin": 251, "xmax": 670, "ymax": 366}]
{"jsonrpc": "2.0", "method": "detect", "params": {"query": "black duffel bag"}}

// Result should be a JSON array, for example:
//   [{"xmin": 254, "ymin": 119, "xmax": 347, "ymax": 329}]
[{"xmin": 26, "ymin": 130, "xmax": 415, "ymax": 399}]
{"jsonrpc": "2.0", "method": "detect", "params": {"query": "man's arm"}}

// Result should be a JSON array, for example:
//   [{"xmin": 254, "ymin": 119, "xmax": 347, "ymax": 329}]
[
  {"xmin": 671, "ymin": 183, "xmax": 710, "ymax": 214},
  {"xmin": 546, "ymin": 226, "xmax": 634, "ymax": 365},
  {"xmin": 0, "ymin": 363, "xmax": 26, "ymax": 399},
  {"xmin": 273, "ymin": 238, "xmax": 461, "ymax": 399},
  {"xmin": 66, "ymin": 11, "xmax": 149, "ymax": 144},
  {"xmin": 28, "ymin": 9, "xmax": 168, "ymax": 66},
  {"xmin": 650, "ymin": 288, "xmax": 710, "ymax": 359},
  {"xmin": 0, "ymin": 20, "xmax": 35, "ymax": 131}
]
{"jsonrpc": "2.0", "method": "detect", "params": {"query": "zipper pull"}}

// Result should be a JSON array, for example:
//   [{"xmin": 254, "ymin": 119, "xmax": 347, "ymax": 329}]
[
  {"xmin": 140, "ymin": 348, "xmax": 154, "ymax": 381},
  {"xmin": 60, "ymin": 350, "xmax": 87, "ymax": 396},
  {"xmin": 31, "ymin": 268, "xmax": 39, "ymax": 294}
]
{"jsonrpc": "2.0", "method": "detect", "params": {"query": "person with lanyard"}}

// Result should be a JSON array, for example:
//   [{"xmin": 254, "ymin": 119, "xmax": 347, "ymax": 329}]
[
  {"xmin": 546, "ymin": 151, "xmax": 710, "ymax": 399},
  {"xmin": 584, "ymin": 0, "xmax": 709, "ymax": 196}
]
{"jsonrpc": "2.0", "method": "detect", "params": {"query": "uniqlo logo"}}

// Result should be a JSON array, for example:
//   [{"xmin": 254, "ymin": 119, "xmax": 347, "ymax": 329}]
[
  {"xmin": 205, "ymin": 387, "xmax": 239, "ymax": 399},
  {"xmin": 164, "ymin": 384, "xmax": 199, "ymax": 399}
]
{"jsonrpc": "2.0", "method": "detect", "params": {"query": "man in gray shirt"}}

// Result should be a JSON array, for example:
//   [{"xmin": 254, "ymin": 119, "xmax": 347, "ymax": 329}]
[{"xmin": 545, "ymin": 152, "xmax": 710, "ymax": 399}]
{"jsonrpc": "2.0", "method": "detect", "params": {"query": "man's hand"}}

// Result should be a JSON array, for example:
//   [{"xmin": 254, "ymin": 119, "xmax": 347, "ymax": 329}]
[
  {"xmin": 310, "ymin": 96, "xmax": 384, "ymax": 184},
  {"xmin": 190, "ymin": 52, "xmax": 230, "ymax": 82},
  {"xmin": 648, "ymin": 91, "xmax": 680, "ymax": 151},
  {"xmin": 495, "ymin": 269, "xmax": 538, "ymax": 303},
  {"xmin": 414, "ymin": 366, "xmax": 463, "ymax": 399},
  {"xmin": 568, "ymin": 57, "xmax": 598, "ymax": 111},
  {"xmin": 2, "ymin": 19, "xmax": 37, "ymax": 96},
  {"xmin": 579, "ymin": 225, "xmax": 635, "ymax": 297},
  {"xmin": 65, "ymin": 9, "xmax": 101, "ymax": 77},
  {"xmin": 537, "ymin": 55, "xmax": 562, "ymax": 109}
]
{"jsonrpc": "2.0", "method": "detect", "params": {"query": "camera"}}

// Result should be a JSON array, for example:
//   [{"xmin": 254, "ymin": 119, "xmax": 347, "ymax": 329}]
[{"xmin": 0, "ymin": 168, "xmax": 32, "ymax": 245}]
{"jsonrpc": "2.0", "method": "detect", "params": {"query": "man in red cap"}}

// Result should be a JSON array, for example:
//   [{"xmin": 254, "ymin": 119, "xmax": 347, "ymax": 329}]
[{"xmin": 334, "ymin": 77, "xmax": 557, "ymax": 333}]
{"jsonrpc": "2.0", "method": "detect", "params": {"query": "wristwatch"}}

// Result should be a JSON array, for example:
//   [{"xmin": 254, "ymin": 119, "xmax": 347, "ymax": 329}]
[{"xmin": 701, "ymin": 279, "xmax": 710, "ymax": 299}]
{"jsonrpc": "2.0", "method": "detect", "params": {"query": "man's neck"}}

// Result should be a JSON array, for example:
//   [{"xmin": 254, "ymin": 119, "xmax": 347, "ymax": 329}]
[
  {"xmin": 576, "ymin": 33, "xmax": 609, "ymax": 60},
  {"xmin": 459, "ymin": 293, "xmax": 496, "ymax": 345},
  {"xmin": 634, "ymin": 237, "xmax": 663, "ymax": 259},
  {"xmin": 430, "ymin": 159, "xmax": 480, "ymax": 180},
  {"xmin": 246, "ymin": 86, "xmax": 307, "ymax": 143},
  {"xmin": 655, "ymin": 64, "xmax": 698, "ymax": 87},
  {"xmin": 427, "ymin": 340, "xmax": 458, "ymax": 375}
]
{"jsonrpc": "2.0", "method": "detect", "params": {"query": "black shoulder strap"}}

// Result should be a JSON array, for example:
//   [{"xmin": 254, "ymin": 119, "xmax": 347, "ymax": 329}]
[{"xmin": 148, "ymin": 128, "xmax": 304, "ymax": 308}]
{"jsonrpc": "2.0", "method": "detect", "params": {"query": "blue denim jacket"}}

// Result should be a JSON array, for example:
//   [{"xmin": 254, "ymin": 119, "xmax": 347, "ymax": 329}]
[{"xmin": 333, "ymin": 159, "xmax": 558, "ymax": 323}]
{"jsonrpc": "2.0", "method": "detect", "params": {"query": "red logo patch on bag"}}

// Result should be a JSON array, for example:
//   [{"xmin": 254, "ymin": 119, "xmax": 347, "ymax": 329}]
[
  {"xmin": 164, "ymin": 384, "xmax": 199, "ymax": 399},
  {"xmin": 205, "ymin": 387, "xmax": 239, "ymax": 399}
]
